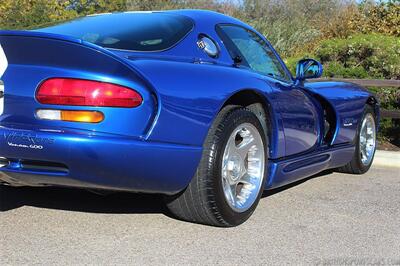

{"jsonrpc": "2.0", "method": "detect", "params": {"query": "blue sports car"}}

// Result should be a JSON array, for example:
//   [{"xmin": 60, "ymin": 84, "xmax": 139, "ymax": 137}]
[{"xmin": 0, "ymin": 10, "xmax": 379, "ymax": 226}]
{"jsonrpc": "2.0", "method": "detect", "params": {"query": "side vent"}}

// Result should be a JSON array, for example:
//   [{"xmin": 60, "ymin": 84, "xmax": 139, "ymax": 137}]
[
  {"xmin": 19, "ymin": 160, "xmax": 69, "ymax": 174},
  {"xmin": 321, "ymin": 100, "xmax": 336, "ymax": 145},
  {"xmin": 311, "ymin": 93, "xmax": 337, "ymax": 145},
  {"xmin": 4, "ymin": 158, "xmax": 69, "ymax": 175}
]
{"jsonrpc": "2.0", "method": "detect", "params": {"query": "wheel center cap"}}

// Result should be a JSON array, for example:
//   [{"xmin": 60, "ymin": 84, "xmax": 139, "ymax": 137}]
[{"xmin": 227, "ymin": 154, "xmax": 242, "ymax": 182}]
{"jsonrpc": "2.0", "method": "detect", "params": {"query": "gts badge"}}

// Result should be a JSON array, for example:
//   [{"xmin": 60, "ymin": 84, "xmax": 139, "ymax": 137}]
[
  {"xmin": 343, "ymin": 118, "xmax": 357, "ymax": 127},
  {"xmin": 4, "ymin": 132, "xmax": 55, "ymax": 150}
]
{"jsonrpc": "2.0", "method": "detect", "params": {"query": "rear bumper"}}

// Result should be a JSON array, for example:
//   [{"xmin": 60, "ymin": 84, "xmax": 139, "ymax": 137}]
[{"xmin": 0, "ymin": 124, "xmax": 202, "ymax": 194}]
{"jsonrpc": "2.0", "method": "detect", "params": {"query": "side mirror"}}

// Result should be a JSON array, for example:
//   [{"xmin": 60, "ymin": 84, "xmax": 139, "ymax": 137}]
[{"xmin": 295, "ymin": 59, "xmax": 323, "ymax": 82}]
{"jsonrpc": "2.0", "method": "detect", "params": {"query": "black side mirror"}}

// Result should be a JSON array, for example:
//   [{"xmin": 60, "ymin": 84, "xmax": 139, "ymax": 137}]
[{"xmin": 295, "ymin": 59, "xmax": 323, "ymax": 83}]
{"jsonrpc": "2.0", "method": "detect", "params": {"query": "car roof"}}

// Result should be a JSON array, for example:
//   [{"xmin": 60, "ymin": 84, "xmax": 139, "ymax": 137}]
[
  {"xmin": 164, "ymin": 9, "xmax": 249, "ymax": 27},
  {"xmin": 87, "ymin": 9, "xmax": 251, "ymax": 30}
]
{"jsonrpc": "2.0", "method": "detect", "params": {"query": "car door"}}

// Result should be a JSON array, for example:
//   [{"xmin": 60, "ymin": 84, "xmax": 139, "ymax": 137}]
[{"xmin": 216, "ymin": 24, "xmax": 320, "ymax": 156}]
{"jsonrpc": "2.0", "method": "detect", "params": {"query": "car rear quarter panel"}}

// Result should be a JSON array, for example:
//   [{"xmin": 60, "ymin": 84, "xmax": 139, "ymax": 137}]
[{"xmin": 127, "ymin": 59, "xmax": 286, "ymax": 159}]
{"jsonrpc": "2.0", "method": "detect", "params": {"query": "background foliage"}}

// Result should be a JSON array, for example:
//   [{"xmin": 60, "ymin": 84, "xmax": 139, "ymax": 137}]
[{"xmin": 0, "ymin": 0, "xmax": 399, "ymax": 146}]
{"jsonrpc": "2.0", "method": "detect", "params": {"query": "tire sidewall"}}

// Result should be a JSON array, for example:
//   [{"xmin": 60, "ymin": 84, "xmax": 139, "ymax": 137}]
[
  {"xmin": 210, "ymin": 108, "xmax": 268, "ymax": 226},
  {"xmin": 354, "ymin": 106, "xmax": 377, "ymax": 173}
]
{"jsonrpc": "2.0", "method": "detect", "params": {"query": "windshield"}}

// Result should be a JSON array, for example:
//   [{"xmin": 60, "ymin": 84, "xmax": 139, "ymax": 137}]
[{"xmin": 36, "ymin": 12, "xmax": 194, "ymax": 52}]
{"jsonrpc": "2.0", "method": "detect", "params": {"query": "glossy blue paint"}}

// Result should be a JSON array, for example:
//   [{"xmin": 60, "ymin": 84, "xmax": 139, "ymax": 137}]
[
  {"xmin": 295, "ymin": 58, "xmax": 323, "ymax": 82},
  {"xmin": 0, "ymin": 32, "xmax": 156, "ymax": 138},
  {"xmin": 0, "ymin": 124, "xmax": 201, "ymax": 194},
  {"xmin": 267, "ymin": 144, "xmax": 355, "ymax": 189},
  {"xmin": 304, "ymin": 81, "xmax": 372, "ymax": 145},
  {"xmin": 0, "ymin": 10, "xmax": 378, "ymax": 193}
]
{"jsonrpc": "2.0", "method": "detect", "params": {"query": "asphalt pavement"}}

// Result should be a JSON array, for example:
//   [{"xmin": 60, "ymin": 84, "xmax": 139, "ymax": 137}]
[{"xmin": 1, "ymin": 165, "xmax": 399, "ymax": 265}]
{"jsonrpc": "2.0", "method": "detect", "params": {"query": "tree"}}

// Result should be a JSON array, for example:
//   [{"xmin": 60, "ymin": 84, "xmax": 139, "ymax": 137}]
[
  {"xmin": 0, "ymin": 0, "xmax": 77, "ymax": 29},
  {"xmin": 69, "ymin": 0, "xmax": 127, "ymax": 15}
]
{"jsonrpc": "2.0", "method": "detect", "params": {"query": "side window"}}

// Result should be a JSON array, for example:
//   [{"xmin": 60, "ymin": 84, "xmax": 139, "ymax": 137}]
[{"xmin": 218, "ymin": 25, "xmax": 291, "ymax": 82}]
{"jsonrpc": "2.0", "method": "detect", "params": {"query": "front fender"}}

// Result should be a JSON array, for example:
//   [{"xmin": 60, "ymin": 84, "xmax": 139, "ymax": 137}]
[{"xmin": 304, "ymin": 81, "xmax": 373, "ymax": 144}]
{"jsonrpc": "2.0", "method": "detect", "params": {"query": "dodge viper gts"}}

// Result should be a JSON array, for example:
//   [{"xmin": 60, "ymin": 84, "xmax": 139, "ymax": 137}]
[{"xmin": 0, "ymin": 10, "xmax": 379, "ymax": 226}]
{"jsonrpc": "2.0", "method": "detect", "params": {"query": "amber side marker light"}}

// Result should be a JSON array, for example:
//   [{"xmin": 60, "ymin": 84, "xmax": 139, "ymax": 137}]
[{"xmin": 36, "ymin": 109, "xmax": 104, "ymax": 123}]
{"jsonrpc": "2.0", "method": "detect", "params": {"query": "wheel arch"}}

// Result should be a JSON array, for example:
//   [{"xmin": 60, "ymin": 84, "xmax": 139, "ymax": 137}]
[
  {"xmin": 366, "ymin": 95, "xmax": 380, "ymax": 130},
  {"xmin": 366, "ymin": 96, "xmax": 379, "ymax": 114},
  {"xmin": 219, "ymin": 89, "xmax": 280, "ymax": 159}
]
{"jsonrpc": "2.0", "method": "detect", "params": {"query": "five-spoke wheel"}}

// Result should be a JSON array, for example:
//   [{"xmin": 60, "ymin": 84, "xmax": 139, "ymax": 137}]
[{"xmin": 221, "ymin": 123, "xmax": 265, "ymax": 212}]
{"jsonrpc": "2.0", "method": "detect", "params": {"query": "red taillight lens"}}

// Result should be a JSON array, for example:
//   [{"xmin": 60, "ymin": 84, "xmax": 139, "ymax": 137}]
[{"xmin": 36, "ymin": 78, "xmax": 142, "ymax": 108}]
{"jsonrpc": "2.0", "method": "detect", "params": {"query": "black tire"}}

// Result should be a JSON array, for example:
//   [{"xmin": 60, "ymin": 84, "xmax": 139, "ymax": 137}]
[
  {"xmin": 165, "ymin": 106, "xmax": 268, "ymax": 227},
  {"xmin": 337, "ymin": 105, "xmax": 377, "ymax": 174}
]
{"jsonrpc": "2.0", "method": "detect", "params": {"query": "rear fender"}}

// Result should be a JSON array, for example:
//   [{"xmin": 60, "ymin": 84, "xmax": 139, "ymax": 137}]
[
  {"xmin": 127, "ymin": 58, "xmax": 286, "ymax": 159},
  {"xmin": 0, "ymin": 30, "xmax": 156, "ymax": 138}
]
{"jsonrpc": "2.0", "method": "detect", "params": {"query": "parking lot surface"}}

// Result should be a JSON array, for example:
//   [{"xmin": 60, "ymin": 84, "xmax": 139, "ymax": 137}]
[{"xmin": 1, "ymin": 166, "xmax": 399, "ymax": 265}]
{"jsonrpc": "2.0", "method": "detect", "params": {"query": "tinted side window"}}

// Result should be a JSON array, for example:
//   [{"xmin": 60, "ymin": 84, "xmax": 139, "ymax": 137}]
[{"xmin": 218, "ymin": 25, "xmax": 291, "ymax": 81}]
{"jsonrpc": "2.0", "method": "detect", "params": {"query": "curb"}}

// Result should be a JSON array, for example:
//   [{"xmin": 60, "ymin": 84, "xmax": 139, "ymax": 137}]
[{"xmin": 373, "ymin": 150, "xmax": 400, "ymax": 169}]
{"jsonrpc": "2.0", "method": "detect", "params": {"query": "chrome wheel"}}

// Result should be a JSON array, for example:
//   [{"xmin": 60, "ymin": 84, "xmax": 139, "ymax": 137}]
[
  {"xmin": 359, "ymin": 113, "xmax": 376, "ymax": 166},
  {"xmin": 221, "ymin": 123, "xmax": 265, "ymax": 212}
]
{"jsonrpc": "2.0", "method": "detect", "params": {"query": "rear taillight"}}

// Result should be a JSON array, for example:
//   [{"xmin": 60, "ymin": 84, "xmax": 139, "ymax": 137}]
[{"xmin": 36, "ymin": 78, "xmax": 142, "ymax": 108}]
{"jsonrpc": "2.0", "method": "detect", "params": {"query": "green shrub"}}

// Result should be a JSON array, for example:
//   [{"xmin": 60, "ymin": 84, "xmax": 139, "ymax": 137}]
[
  {"xmin": 315, "ymin": 34, "xmax": 400, "ymax": 79},
  {"xmin": 368, "ymin": 87, "xmax": 400, "ymax": 145},
  {"xmin": 284, "ymin": 34, "xmax": 400, "ymax": 146},
  {"xmin": 285, "ymin": 34, "xmax": 400, "ymax": 80}
]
